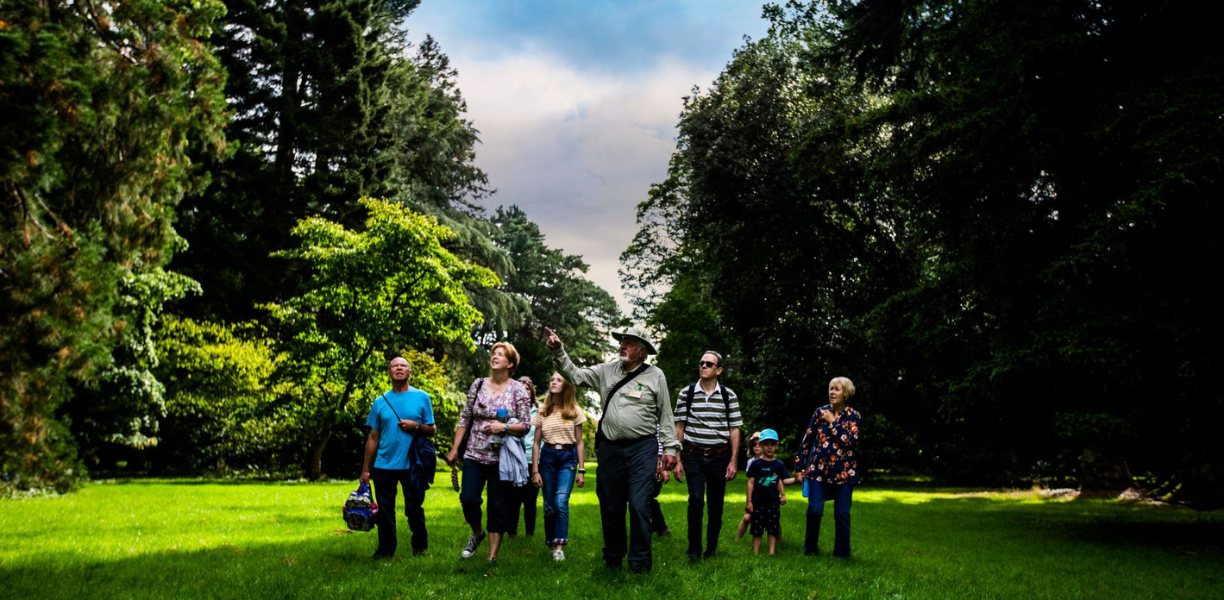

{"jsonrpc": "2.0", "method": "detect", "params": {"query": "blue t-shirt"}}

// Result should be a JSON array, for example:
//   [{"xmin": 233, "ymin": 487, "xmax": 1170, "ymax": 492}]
[
  {"xmin": 365, "ymin": 388, "xmax": 435, "ymax": 470},
  {"xmin": 748, "ymin": 458, "xmax": 789, "ymax": 506}
]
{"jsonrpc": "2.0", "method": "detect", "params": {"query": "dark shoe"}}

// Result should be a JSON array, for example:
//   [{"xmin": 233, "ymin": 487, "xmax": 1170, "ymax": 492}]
[
  {"xmin": 412, "ymin": 548, "xmax": 427, "ymax": 557},
  {"xmin": 629, "ymin": 564, "xmax": 651, "ymax": 575},
  {"xmin": 702, "ymin": 549, "xmax": 717, "ymax": 559},
  {"xmin": 486, "ymin": 557, "xmax": 498, "ymax": 566},
  {"xmin": 604, "ymin": 559, "xmax": 622, "ymax": 570},
  {"xmin": 686, "ymin": 552, "xmax": 701, "ymax": 563},
  {"xmin": 659, "ymin": 527, "xmax": 673, "ymax": 537},
  {"xmin": 371, "ymin": 552, "xmax": 392, "ymax": 560},
  {"xmin": 460, "ymin": 530, "xmax": 486, "ymax": 558}
]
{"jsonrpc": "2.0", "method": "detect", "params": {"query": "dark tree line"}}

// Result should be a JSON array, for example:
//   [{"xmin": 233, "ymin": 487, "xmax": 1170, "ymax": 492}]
[{"xmin": 623, "ymin": 0, "xmax": 1224, "ymax": 506}]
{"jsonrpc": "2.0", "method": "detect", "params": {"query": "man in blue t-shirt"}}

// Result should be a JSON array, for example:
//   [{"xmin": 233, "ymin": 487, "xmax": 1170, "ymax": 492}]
[{"xmin": 361, "ymin": 357, "xmax": 436, "ymax": 559}]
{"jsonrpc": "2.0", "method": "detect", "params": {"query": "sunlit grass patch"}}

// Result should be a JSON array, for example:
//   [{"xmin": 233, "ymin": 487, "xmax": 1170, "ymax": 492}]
[{"xmin": 2, "ymin": 476, "xmax": 1221, "ymax": 600}]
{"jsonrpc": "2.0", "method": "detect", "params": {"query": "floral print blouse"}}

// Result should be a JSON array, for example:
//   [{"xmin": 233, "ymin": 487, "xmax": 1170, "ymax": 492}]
[
  {"xmin": 459, "ymin": 378, "xmax": 533, "ymax": 464},
  {"xmin": 795, "ymin": 404, "xmax": 861, "ymax": 485}
]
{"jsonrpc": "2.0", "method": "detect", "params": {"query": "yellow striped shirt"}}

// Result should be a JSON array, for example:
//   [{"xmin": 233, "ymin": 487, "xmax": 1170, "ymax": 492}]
[{"xmin": 532, "ymin": 409, "xmax": 587, "ymax": 445}]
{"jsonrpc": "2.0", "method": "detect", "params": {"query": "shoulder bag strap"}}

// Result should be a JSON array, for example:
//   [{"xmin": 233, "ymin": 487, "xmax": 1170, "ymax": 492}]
[
  {"xmin": 457, "ymin": 379, "xmax": 484, "ymax": 455},
  {"xmin": 380, "ymin": 393, "xmax": 402, "ymax": 421},
  {"xmin": 596, "ymin": 363, "xmax": 650, "ymax": 439}
]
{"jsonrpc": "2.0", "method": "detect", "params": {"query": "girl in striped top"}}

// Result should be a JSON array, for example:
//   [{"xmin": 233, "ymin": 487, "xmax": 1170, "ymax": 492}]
[{"xmin": 530, "ymin": 372, "xmax": 587, "ymax": 561}]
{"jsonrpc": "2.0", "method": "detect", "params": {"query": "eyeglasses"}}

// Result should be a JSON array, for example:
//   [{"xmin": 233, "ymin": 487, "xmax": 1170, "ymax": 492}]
[{"xmin": 698, "ymin": 361, "xmax": 719, "ymax": 368}]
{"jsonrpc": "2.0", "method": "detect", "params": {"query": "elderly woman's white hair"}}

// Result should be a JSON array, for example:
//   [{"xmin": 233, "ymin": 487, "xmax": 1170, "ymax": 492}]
[{"xmin": 829, "ymin": 376, "xmax": 856, "ymax": 401}]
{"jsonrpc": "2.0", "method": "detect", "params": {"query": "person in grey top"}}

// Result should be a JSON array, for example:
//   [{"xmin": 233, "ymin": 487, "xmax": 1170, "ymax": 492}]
[{"xmin": 545, "ymin": 325, "xmax": 679, "ymax": 574}]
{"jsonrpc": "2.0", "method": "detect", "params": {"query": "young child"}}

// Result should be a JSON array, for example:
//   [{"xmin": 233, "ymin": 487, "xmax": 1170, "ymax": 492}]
[
  {"xmin": 735, "ymin": 431, "xmax": 763, "ymax": 541},
  {"xmin": 746, "ymin": 429, "xmax": 791, "ymax": 555}
]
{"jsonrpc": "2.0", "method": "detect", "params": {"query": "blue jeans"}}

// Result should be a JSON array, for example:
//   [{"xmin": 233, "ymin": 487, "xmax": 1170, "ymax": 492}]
[
  {"xmin": 805, "ymin": 482, "xmax": 853, "ymax": 557},
  {"xmin": 538, "ymin": 445, "xmax": 579, "ymax": 545}
]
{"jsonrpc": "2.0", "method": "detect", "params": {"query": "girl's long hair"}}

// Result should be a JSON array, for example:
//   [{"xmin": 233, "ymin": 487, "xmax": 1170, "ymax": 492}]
[{"xmin": 541, "ymin": 374, "xmax": 580, "ymax": 420}]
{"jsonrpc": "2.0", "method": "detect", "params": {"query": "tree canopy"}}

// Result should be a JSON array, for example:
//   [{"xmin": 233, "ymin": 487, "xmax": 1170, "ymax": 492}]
[
  {"xmin": 1, "ymin": 0, "xmax": 228, "ymax": 491},
  {"xmin": 624, "ymin": 0, "xmax": 1224, "ymax": 505},
  {"xmin": 266, "ymin": 197, "xmax": 497, "ymax": 479}
]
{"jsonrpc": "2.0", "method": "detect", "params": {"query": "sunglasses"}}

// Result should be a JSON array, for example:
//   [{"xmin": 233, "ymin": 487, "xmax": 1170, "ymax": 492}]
[{"xmin": 698, "ymin": 360, "xmax": 719, "ymax": 368}]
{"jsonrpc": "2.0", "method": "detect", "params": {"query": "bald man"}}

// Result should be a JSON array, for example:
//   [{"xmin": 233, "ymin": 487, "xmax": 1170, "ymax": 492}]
[{"xmin": 361, "ymin": 357, "xmax": 437, "ymax": 559}]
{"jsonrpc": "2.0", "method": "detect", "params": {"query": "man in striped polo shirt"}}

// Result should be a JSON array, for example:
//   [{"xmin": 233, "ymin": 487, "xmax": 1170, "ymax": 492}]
[{"xmin": 674, "ymin": 350, "xmax": 742, "ymax": 562}]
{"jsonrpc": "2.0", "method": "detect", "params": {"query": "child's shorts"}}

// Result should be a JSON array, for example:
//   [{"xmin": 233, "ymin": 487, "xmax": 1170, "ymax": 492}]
[{"xmin": 750, "ymin": 502, "xmax": 781, "ymax": 537}]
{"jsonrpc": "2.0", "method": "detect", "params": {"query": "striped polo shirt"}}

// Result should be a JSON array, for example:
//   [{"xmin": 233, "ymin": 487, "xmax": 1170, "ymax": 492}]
[{"xmin": 674, "ymin": 381, "xmax": 742, "ymax": 447}]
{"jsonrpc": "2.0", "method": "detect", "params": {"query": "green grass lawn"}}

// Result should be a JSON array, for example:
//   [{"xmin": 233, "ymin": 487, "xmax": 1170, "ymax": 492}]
[{"xmin": 2, "ymin": 472, "xmax": 1221, "ymax": 600}]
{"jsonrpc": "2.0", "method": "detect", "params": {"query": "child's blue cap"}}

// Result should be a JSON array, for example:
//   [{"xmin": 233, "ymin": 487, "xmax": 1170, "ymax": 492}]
[{"xmin": 758, "ymin": 429, "xmax": 779, "ymax": 442}]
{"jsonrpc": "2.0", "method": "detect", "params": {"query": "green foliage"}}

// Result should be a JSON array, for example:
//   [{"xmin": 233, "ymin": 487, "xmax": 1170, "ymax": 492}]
[
  {"xmin": 266, "ymin": 197, "xmax": 497, "ymax": 478},
  {"xmin": 1, "ymin": 0, "xmax": 227, "ymax": 492},
  {"xmin": 65, "ymin": 267, "xmax": 202, "ymax": 469},
  {"xmin": 153, "ymin": 317, "xmax": 287, "ymax": 474},
  {"xmin": 172, "ymin": 0, "xmax": 503, "ymax": 326},
  {"xmin": 621, "ymin": 23, "xmax": 900, "ymax": 435}
]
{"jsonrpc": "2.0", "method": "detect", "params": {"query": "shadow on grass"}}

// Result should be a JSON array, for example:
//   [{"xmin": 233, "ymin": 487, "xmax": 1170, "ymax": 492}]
[
  {"xmin": 2, "ymin": 501, "xmax": 709, "ymax": 600},
  {"xmin": 854, "ymin": 492, "xmax": 1224, "ymax": 551},
  {"xmin": 94, "ymin": 478, "xmax": 334, "ymax": 486}
]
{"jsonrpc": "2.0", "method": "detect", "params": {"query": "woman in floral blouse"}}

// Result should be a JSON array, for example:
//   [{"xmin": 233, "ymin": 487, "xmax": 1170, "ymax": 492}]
[
  {"xmin": 446, "ymin": 342, "xmax": 534, "ymax": 563},
  {"xmin": 794, "ymin": 376, "xmax": 861, "ymax": 558}
]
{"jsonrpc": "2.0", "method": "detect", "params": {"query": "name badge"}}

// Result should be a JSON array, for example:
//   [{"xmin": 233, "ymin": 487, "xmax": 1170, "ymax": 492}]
[{"xmin": 629, "ymin": 389, "xmax": 643, "ymax": 399}]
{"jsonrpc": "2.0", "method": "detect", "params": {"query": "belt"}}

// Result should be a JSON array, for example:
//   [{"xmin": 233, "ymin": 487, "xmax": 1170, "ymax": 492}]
[
  {"xmin": 599, "ymin": 433, "xmax": 654, "ymax": 447},
  {"xmin": 545, "ymin": 443, "xmax": 576, "ymax": 450},
  {"xmin": 682, "ymin": 441, "xmax": 730, "ymax": 456}
]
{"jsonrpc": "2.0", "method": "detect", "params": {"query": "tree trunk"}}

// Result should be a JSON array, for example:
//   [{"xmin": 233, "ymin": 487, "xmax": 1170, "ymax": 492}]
[
  {"xmin": 308, "ymin": 429, "xmax": 333, "ymax": 481},
  {"xmin": 1078, "ymin": 448, "xmax": 1134, "ymax": 497}
]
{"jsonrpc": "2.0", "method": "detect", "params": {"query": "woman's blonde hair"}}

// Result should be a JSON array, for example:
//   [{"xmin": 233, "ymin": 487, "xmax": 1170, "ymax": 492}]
[
  {"xmin": 490, "ymin": 341, "xmax": 519, "ymax": 375},
  {"xmin": 829, "ymin": 376, "xmax": 856, "ymax": 401},
  {"xmin": 541, "ymin": 373, "xmax": 580, "ymax": 420}
]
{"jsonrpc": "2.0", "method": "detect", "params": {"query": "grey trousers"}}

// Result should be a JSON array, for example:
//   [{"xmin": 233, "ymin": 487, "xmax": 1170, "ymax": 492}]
[{"xmin": 596, "ymin": 435, "xmax": 658, "ymax": 571}]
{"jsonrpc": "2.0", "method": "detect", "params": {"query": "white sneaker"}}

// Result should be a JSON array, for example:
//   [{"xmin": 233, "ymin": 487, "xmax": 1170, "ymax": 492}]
[{"xmin": 552, "ymin": 549, "xmax": 565, "ymax": 562}]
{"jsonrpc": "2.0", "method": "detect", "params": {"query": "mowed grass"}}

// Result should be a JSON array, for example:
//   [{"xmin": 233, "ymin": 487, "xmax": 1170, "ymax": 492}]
[{"xmin": 2, "ymin": 473, "xmax": 1222, "ymax": 600}]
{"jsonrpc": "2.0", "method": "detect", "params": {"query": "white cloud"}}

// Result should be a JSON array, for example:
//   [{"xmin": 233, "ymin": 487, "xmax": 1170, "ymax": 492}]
[{"xmin": 451, "ymin": 52, "xmax": 718, "ymax": 316}]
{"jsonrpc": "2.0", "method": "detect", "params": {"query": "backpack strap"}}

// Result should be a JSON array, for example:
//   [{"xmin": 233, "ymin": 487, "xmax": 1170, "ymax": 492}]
[
  {"xmin": 718, "ymin": 383, "xmax": 732, "ymax": 432},
  {"xmin": 679, "ymin": 383, "xmax": 697, "ymax": 416}
]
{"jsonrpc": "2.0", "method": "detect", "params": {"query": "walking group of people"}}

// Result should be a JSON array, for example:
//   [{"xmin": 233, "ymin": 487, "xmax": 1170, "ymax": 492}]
[{"xmin": 358, "ymin": 326, "xmax": 861, "ymax": 572}]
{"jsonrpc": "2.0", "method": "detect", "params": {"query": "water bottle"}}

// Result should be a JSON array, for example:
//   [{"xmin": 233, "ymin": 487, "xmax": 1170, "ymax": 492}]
[{"xmin": 492, "ymin": 408, "xmax": 508, "ymax": 449}]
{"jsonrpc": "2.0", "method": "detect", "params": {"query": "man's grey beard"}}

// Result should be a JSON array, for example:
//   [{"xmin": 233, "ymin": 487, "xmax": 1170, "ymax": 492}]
[{"xmin": 617, "ymin": 355, "xmax": 631, "ymax": 363}]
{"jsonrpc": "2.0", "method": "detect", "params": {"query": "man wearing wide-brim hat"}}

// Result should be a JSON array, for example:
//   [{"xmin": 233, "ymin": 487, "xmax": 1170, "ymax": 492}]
[{"xmin": 544, "ymin": 325, "xmax": 680, "ymax": 574}]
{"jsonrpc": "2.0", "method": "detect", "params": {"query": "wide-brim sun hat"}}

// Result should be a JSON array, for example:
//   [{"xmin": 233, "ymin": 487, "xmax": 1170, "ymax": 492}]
[{"xmin": 611, "ymin": 326, "xmax": 658, "ymax": 355}]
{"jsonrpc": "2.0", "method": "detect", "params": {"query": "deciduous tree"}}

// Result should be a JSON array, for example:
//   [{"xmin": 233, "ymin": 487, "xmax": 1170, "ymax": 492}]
[{"xmin": 266, "ymin": 197, "xmax": 496, "ymax": 479}]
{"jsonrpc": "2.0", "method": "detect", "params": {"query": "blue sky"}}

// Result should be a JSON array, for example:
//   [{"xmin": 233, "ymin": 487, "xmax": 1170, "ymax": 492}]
[{"xmin": 404, "ymin": 1, "xmax": 771, "ymax": 315}]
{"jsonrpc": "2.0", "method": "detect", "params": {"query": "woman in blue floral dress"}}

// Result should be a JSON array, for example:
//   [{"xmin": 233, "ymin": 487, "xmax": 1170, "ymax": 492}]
[{"xmin": 794, "ymin": 376, "xmax": 861, "ymax": 558}]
